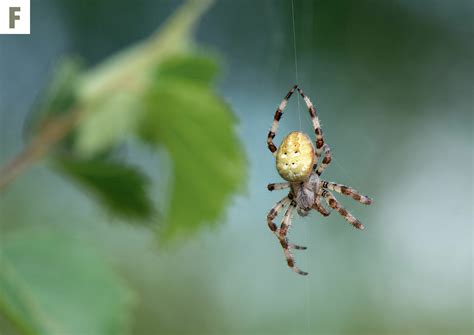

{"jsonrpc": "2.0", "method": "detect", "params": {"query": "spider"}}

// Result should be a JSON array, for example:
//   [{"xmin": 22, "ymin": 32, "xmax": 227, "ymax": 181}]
[{"xmin": 266, "ymin": 85, "xmax": 372, "ymax": 275}]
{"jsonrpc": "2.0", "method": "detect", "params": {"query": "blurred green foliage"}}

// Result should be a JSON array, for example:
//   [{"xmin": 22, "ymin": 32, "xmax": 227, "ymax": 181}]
[
  {"xmin": 24, "ymin": 0, "xmax": 245, "ymax": 234},
  {"xmin": 140, "ymin": 55, "xmax": 245, "ymax": 238},
  {"xmin": 1, "ymin": 229, "xmax": 134, "ymax": 335},
  {"xmin": 57, "ymin": 157, "xmax": 153, "ymax": 220},
  {"xmin": 0, "ymin": 0, "xmax": 246, "ymax": 333},
  {"xmin": 30, "ymin": 59, "xmax": 82, "ymax": 129}
]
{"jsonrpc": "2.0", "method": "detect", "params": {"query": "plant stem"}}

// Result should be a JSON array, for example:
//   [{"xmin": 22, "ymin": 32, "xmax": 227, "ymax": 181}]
[{"xmin": 0, "ymin": 109, "xmax": 81, "ymax": 191}]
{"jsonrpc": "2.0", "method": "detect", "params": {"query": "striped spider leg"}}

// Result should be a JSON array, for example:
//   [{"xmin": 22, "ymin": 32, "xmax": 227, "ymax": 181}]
[
  {"xmin": 266, "ymin": 193, "xmax": 308, "ymax": 275},
  {"xmin": 294, "ymin": 86, "xmax": 332, "ymax": 176},
  {"xmin": 312, "ymin": 195, "xmax": 331, "ymax": 217},
  {"xmin": 319, "ymin": 182, "xmax": 372, "ymax": 230}
]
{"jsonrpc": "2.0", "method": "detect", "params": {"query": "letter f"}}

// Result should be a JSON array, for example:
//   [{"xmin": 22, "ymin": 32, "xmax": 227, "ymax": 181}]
[{"xmin": 9, "ymin": 7, "xmax": 21, "ymax": 29}]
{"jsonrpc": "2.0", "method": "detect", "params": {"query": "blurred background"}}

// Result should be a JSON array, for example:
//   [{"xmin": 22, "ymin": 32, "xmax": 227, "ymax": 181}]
[{"xmin": 0, "ymin": 0, "xmax": 472, "ymax": 334}]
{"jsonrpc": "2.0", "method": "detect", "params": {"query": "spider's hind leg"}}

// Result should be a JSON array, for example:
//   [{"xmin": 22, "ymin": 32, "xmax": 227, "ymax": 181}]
[
  {"xmin": 267, "ymin": 85, "xmax": 298, "ymax": 154},
  {"xmin": 266, "ymin": 196, "xmax": 291, "ymax": 233},
  {"xmin": 322, "ymin": 181, "xmax": 372, "ymax": 205},
  {"xmin": 321, "ymin": 190, "xmax": 365, "ymax": 230},
  {"xmin": 315, "ymin": 143, "xmax": 332, "ymax": 176},
  {"xmin": 296, "ymin": 87, "xmax": 326, "ymax": 162},
  {"xmin": 278, "ymin": 203, "xmax": 308, "ymax": 275},
  {"xmin": 266, "ymin": 195, "xmax": 306, "ymax": 250},
  {"xmin": 313, "ymin": 195, "xmax": 331, "ymax": 217}
]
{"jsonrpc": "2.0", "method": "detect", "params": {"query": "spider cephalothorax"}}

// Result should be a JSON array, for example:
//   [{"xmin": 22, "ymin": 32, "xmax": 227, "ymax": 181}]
[{"xmin": 266, "ymin": 85, "xmax": 372, "ymax": 275}]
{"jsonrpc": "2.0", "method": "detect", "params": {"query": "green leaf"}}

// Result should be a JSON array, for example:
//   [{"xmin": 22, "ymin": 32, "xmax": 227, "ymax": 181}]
[
  {"xmin": 140, "ymin": 55, "xmax": 246, "ymax": 239},
  {"xmin": 72, "ymin": 54, "xmax": 220, "ymax": 159},
  {"xmin": 0, "ymin": 229, "xmax": 135, "ymax": 335},
  {"xmin": 153, "ymin": 54, "xmax": 220, "ymax": 84},
  {"xmin": 0, "ymin": 257, "xmax": 49, "ymax": 335},
  {"xmin": 75, "ymin": 92, "xmax": 142, "ymax": 157},
  {"xmin": 57, "ymin": 157, "xmax": 154, "ymax": 220}
]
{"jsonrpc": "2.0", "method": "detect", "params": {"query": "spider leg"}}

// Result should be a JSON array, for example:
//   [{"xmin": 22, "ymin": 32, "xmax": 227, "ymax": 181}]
[
  {"xmin": 266, "ymin": 195, "xmax": 306, "ymax": 250},
  {"xmin": 312, "ymin": 195, "xmax": 331, "ymax": 217},
  {"xmin": 321, "ymin": 181, "xmax": 372, "ymax": 205},
  {"xmin": 267, "ymin": 182, "xmax": 290, "ymax": 191},
  {"xmin": 287, "ymin": 242, "xmax": 307, "ymax": 250},
  {"xmin": 315, "ymin": 143, "xmax": 332, "ymax": 176},
  {"xmin": 267, "ymin": 196, "xmax": 291, "ymax": 234},
  {"xmin": 278, "ymin": 201, "xmax": 307, "ymax": 250},
  {"xmin": 321, "ymin": 189, "xmax": 365, "ymax": 230},
  {"xmin": 278, "ymin": 204, "xmax": 308, "ymax": 275},
  {"xmin": 295, "ymin": 87, "xmax": 326, "ymax": 163},
  {"xmin": 267, "ymin": 85, "xmax": 298, "ymax": 155}
]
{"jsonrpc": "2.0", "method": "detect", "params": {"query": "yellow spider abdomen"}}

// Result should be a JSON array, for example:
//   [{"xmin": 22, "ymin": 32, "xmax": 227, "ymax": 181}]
[{"xmin": 276, "ymin": 131, "xmax": 315, "ymax": 182}]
